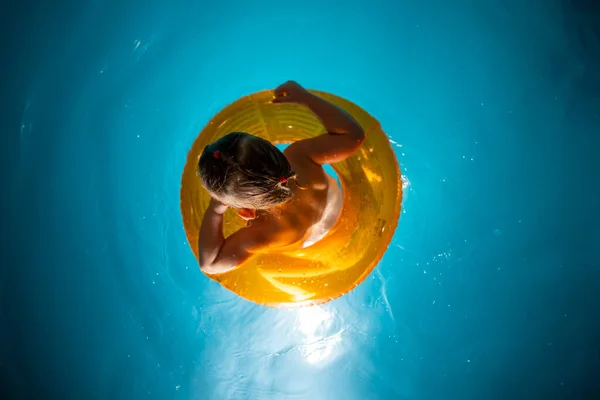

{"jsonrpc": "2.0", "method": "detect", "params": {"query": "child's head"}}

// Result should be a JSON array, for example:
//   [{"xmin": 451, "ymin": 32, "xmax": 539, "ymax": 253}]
[{"xmin": 198, "ymin": 132, "xmax": 295, "ymax": 212}]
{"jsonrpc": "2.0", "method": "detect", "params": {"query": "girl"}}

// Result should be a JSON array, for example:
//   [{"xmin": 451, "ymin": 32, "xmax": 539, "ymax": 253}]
[{"xmin": 198, "ymin": 81, "xmax": 365, "ymax": 275}]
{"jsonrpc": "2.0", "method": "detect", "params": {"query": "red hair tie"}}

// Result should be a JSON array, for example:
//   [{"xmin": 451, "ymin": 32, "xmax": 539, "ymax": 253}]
[
  {"xmin": 213, "ymin": 151, "xmax": 220, "ymax": 159},
  {"xmin": 279, "ymin": 176, "xmax": 288, "ymax": 183}
]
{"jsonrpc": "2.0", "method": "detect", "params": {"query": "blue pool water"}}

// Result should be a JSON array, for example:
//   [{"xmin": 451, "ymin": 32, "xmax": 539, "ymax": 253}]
[{"xmin": 2, "ymin": 0, "xmax": 599, "ymax": 399}]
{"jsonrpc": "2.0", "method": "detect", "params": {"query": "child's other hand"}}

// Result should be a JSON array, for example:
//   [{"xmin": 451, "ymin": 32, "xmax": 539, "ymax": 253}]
[
  {"xmin": 272, "ymin": 80, "xmax": 311, "ymax": 104},
  {"xmin": 209, "ymin": 198, "xmax": 228, "ymax": 215}
]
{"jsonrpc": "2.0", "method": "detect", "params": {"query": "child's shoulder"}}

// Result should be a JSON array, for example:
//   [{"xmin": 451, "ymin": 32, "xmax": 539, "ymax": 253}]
[
  {"xmin": 283, "ymin": 141, "xmax": 326, "ymax": 186},
  {"xmin": 282, "ymin": 140, "xmax": 310, "ymax": 161}
]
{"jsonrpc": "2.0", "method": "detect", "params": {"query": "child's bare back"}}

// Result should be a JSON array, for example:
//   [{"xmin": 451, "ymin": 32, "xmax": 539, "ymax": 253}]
[
  {"xmin": 247, "ymin": 143, "xmax": 344, "ymax": 250},
  {"xmin": 197, "ymin": 81, "xmax": 365, "ymax": 275}
]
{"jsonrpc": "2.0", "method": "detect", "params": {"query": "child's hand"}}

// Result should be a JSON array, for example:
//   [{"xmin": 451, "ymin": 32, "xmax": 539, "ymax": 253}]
[
  {"xmin": 272, "ymin": 80, "xmax": 311, "ymax": 104},
  {"xmin": 209, "ymin": 198, "xmax": 228, "ymax": 215}
]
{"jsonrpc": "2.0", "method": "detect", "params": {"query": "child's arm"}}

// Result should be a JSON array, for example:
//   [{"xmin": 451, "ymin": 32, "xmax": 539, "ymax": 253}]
[
  {"xmin": 198, "ymin": 199, "xmax": 268, "ymax": 275},
  {"xmin": 198, "ymin": 198, "xmax": 227, "ymax": 272},
  {"xmin": 273, "ymin": 81, "xmax": 366, "ymax": 164}
]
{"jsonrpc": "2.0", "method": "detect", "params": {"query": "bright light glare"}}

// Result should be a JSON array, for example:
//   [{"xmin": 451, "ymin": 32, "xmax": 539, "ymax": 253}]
[{"xmin": 295, "ymin": 307, "xmax": 343, "ymax": 365}]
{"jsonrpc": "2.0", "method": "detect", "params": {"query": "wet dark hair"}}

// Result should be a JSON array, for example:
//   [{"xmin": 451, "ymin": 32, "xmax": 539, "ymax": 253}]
[{"xmin": 198, "ymin": 132, "xmax": 296, "ymax": 210}]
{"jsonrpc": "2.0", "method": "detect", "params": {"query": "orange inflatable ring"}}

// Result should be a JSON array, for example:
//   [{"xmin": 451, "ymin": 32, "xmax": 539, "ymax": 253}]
[{"xmin": 180, "ymin": 89, "xmax": 402, "ymax": 308}]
